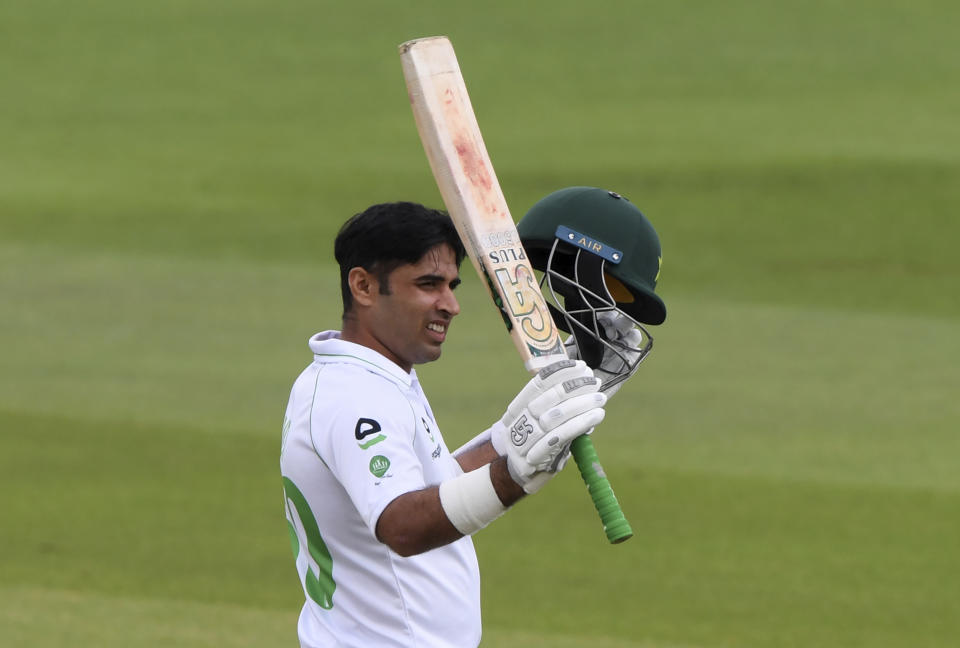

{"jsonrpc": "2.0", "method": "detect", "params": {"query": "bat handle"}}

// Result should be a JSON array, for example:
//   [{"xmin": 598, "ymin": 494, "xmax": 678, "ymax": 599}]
[{"xmin": 570, "ymin": 435, "xmax": 633, "ymax": 544}]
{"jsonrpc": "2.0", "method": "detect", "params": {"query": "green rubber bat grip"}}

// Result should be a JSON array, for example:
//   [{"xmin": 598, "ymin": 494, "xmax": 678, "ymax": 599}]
[{"xmin": 570, "ymin": 435, "xmax": 633, "ymax": 544}]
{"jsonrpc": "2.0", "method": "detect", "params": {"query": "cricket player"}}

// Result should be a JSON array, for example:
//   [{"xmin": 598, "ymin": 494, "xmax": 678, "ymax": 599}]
[{"xmin": 280, "ymin": 193, "xmax": 665, "ymax": 647}]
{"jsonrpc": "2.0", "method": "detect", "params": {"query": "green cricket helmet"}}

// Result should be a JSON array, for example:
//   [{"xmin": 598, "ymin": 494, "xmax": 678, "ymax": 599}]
[{"xmin": 518, "ymin": 186, "xmax": 666, "ymax": 371}]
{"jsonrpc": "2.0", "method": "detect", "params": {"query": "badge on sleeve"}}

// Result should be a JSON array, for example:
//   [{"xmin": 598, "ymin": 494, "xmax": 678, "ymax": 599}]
[
  {"xmin": 369, "ymin": 455, "xmax": 391, "ymax": 478},
  {"xmin": 355, "ymin": 418, "xmax": 385, "ymax": 449}
]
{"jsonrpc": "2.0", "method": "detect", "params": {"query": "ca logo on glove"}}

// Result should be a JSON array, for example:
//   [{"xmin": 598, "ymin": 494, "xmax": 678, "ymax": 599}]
[{"xmin": 510, "ymin": 416, "xmax": 533, "ymax": 446}]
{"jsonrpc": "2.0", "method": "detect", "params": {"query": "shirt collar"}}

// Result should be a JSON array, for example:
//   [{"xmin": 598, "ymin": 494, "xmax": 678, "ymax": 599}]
[{"xmin": 308, "ymin": 330, "xmax": 416, "ymax": 388}]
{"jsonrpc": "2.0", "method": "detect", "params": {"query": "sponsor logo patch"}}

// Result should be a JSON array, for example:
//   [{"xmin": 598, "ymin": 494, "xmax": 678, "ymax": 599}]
[
  {"xmin": 555, "ymin": 225, "xmax": 623, "ymax": 264},
  {"xmin": 355, "ymin": 418, "xmax": 385, "ymax": 449},
  {"xmin": 369, "ymin": 455, "xmax": 391, "ymax": 478},
  {"xmin": 421, "ymin": 417, "xmax": 435, "ymax": 443}
]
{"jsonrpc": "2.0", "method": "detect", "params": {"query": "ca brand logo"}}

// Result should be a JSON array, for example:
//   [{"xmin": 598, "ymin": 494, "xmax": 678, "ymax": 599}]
[
  {"xmin": 510, "ymin": 415, "xmax": 534, "ymax": 446},
  {"xmin": 355, "ymin": 418, "xmax": 385, "ymax": 450}
]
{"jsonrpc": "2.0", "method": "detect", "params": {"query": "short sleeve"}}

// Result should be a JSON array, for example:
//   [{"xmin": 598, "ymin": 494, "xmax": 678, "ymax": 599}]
[{"xmin": 311, "ymin": 378, "xmax": 427, "ymax": 534}]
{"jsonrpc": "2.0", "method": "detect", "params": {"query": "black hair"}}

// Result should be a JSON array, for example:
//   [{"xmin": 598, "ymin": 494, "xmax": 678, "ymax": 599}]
[{"xmin": 334, "ymin": 202, "xmax": 467, "ymax": 315}]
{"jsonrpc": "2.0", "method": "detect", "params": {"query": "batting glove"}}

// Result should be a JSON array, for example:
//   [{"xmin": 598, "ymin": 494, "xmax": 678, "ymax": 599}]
[
  {"xmin": 565, "ymin": 311, "xmax": 647, "ymax": 398},
  {"xmin": 490, "ymin": 359, "xmax": 606, "ymax": 493}
]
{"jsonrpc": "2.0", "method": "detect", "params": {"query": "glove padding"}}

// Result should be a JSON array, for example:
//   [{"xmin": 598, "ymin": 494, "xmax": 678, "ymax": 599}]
[
  {"xmin": 564, "ymin": 311, "xmax": 645, "ymax": 398},
  {"xmin": 491, "ymin": 359, "xmax": 606, "ymax": 493}
]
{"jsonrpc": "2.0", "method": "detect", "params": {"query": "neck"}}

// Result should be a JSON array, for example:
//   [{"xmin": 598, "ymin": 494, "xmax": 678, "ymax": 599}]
[{"xmin": 340, "ymin": 316, "xmax": 411, "ymax": 373}]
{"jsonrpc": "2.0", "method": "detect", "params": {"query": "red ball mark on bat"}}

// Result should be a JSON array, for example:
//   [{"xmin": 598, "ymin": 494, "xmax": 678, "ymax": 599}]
[{"xmin": 454, "ymin": 139, "xmax": 493, "ymax": 192}]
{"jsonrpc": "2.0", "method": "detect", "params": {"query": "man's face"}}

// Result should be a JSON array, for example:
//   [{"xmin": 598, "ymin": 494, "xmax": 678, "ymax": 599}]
[{"xmin": 366, "ymin": 243, "xmax": 461, "ymax": 372}]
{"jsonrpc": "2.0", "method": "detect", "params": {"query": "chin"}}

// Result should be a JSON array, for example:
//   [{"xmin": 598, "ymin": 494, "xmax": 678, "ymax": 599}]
[{"xmin": 415, "ymin": 347, "xmax": 443, "ymax": 366}]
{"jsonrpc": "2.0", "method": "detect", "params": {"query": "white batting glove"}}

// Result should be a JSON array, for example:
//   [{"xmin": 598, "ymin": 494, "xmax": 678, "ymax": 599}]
[
  {"xmin": 565, "ymin": 311, "xmax": 646, "ymax": 398},
  {"xmin": 490, "ymin": 359, "xmax": 606, "ymax": 493}
]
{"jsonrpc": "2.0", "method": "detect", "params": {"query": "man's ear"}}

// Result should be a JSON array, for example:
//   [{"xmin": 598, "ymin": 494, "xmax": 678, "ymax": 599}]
[{"xmin": 348, "ymin": 267, "xmax": 378, "ymax": 307}]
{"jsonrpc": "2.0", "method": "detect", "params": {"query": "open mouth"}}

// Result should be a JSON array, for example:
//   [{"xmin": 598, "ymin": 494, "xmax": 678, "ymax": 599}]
[{"xmin": 427, "ymin": 322, "xmax": 446, "ymax": 334}]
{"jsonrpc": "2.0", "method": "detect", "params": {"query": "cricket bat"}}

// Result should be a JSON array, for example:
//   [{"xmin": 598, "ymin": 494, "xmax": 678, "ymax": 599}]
[{"xmin": 399, "ymin": 36, "xmax": 633, "ymax": 544}]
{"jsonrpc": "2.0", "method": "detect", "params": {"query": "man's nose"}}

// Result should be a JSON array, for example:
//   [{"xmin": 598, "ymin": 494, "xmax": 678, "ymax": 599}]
[{"xmin": 439, "ymin": 287, "xmax": 460, "ymax": 316}]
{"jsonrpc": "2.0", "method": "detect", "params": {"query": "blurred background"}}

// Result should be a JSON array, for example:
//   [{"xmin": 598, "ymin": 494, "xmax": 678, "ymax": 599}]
[{"xmin": 2, "ymin": 1, "xmax": 958, "ymax": 646}]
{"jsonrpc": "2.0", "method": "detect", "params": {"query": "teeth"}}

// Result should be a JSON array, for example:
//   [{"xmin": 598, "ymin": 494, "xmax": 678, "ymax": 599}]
[{"xmin": 427, "ymin": 323, "xmax": 445, "ymax": 333}]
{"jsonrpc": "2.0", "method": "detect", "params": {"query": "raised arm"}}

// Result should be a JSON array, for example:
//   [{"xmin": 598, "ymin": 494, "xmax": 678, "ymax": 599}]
[{"xmin": 376, "ymin": 360, "xmax": 605, "ymax": 556}]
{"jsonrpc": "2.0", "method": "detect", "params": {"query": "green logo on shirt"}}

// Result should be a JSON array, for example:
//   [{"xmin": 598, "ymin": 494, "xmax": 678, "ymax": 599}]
[{"xmin": 369, "ymin": 455, "xmax": 391, "ymax": 478}]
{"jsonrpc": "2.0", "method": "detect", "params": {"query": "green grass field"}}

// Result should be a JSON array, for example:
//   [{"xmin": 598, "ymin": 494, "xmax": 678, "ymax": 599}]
[{"xmin": 2, "ymin": 1, "xmax": 958, "ymax": 646}]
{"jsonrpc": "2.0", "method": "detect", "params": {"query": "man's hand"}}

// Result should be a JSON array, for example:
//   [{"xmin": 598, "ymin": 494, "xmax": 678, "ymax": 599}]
[
  {"xmin": 565, "ymin": 311, "xmax": 647, "ymax": 398},
  {"xmin": 490, "ymin": 359, "xmax": 606, "ymax": 493}
]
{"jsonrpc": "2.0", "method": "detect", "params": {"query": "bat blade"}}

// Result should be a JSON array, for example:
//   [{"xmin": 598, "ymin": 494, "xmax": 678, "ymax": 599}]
[
  {"xmin": 399, "ymin": 36, "xmax": 564, "ymax": 369},
  {"xmin": 400, "ymin": 36, "xmax": 632, "ymax": 544}
]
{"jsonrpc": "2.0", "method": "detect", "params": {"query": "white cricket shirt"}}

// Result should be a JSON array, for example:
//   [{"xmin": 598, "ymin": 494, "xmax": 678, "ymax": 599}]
[{"xmin": 280, "ymin": 331, "xmax": 481, "ymax": 648}]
